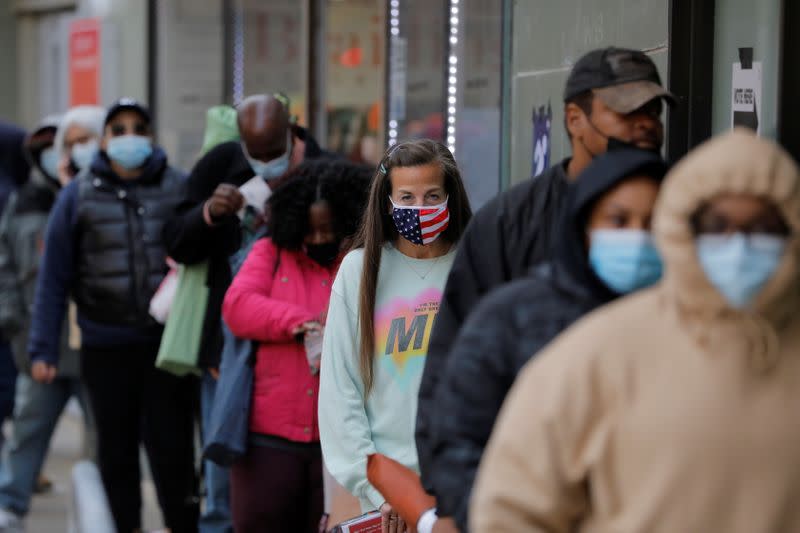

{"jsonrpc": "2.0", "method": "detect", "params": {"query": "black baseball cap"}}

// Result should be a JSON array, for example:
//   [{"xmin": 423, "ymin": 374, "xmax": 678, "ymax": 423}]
[
  {"xmin": 104, "ymin": 98, "xmax": 151, "ymax": 126},
  {"xmin": 564, "ymin": 47, "xmax": 676, "ymax": 114}
]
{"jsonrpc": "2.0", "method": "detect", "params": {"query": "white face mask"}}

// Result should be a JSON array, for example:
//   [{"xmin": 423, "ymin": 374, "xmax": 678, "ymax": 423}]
[{"xmin": 70, "ymin": 139, "xmax": 99, "ymax": 171}]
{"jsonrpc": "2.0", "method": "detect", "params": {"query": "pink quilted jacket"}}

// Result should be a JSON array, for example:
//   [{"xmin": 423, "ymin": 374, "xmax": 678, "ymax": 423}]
[{"xmin": 222, "ymin": 238, "xmax": 339, "ymax": 442}]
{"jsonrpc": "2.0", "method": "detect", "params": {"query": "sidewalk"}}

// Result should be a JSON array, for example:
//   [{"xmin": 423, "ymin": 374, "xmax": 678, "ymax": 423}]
[{"xmin": 22, "ymin": 401, "xmax": 163, "ymax": 532}]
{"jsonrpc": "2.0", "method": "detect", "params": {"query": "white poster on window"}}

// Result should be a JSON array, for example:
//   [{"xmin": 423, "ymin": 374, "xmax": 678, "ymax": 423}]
[{"xmin": 731, "ymin": 61, "xmax": 762, "ymax": 135}]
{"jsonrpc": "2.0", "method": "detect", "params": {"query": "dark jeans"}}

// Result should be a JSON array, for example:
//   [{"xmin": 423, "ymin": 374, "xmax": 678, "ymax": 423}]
[
  {"xmin": 0, "ymin": 341, "xmax": 17, "ymax": 435},
  {"xmin": 81, "ymin": 342, "xmax": 199, "ymax": 533},
  {"xmin": 230, "ymin": 437, "xmax": 323, "ymax": 533}
]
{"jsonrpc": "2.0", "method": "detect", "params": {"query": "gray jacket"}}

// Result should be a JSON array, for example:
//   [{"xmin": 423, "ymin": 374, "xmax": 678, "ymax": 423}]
[{"xmin": 0, "ymin": 172, "xmax": 79, "ymax": 376}]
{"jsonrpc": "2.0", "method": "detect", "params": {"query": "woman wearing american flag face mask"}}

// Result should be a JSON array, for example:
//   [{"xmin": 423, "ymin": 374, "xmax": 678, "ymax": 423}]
[{"xmin": 318, "ymin": 139, "xmax": 472, "ymax": 533}]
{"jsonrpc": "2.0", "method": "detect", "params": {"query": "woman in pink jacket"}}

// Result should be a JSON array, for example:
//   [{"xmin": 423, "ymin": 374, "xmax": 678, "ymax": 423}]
[{"xmin": 222, "ymin": 159, "xmax": 370, "ymax": 533}]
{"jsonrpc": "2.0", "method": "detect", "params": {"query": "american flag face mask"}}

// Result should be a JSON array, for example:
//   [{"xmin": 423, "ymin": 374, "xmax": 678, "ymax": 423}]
[{"xmin": 389, "ymin": 197, "xmax": 450, "ymax": 246}]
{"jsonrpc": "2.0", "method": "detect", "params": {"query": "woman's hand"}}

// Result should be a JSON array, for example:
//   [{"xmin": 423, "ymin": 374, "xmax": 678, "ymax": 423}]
[
  {"xmin": 292, "ymin": 321, "xmax": 322, "ymax": 340},
  {"xmin": 380, "ymin": 502, "xmax": 406, "ymax": 533}
]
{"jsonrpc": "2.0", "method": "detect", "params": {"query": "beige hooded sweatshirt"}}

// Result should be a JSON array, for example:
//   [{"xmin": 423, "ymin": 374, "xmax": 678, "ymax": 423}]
[{"xmin": 471, "ymin": 130, "xmax": 800, "ymax": 533}]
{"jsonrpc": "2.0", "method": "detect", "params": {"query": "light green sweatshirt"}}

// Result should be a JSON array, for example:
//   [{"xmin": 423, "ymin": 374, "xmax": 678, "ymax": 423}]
[{"xmin": 319, "ymin": 243, "xmax": 456, "ymax": 512}]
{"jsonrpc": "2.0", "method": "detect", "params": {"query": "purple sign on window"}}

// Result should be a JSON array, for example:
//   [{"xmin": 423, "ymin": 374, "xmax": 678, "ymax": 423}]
[{"xmin": 532, "ymin": 103, "xmax": 552, "ymax": 177}]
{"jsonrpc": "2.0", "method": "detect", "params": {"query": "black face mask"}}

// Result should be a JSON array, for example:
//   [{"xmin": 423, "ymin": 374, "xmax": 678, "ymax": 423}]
[
  {"xmin": 581, "ymin": 117, "xmax": 661, "ymax": 157},
  {"xmin": 305, "ymin": 242, "xmax": 340, "ymax": 267}
]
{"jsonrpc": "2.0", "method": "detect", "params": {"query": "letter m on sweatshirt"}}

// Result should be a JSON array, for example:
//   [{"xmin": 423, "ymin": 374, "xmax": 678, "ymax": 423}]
[{"xmin": 385, "ymin": 314, "xmax": 429, "ymax": 355}]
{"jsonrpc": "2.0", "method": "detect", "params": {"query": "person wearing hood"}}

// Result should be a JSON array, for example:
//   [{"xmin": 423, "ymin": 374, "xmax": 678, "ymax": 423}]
[
  {"xmin": 0, "ymin": 122, "xmax": 29, "ymax": 440},
  {"xmin": 471, "ymin": 130, "xmax": 800, "ymax": 533},
  {"xmin": 53, "ymin": 105, "xmax": 106, "ymax": 185},
  {"xmin": 426, "ymin": 148, "xmax": 667, "ymax": 532},
  {"xmin": 0, "ymin": 119, "xmax": 59, "ymax": 453},
  {"xmin": 0, "ymin": 121, "xmax": 29, "ymax": 215},
  {"xmin": 0, "ymin": 115, "xmax": 99, "ymax": 530},
  {"xmin": 0, "ymin": 121, "xmax": 28, "ymax": 425},
  {"xmin": 27, "ymin": 99, "xmax": 199, "ymax": 532}
]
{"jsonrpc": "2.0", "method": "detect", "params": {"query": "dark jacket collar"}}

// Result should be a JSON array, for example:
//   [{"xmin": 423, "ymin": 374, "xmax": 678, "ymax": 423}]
[
  {"xmin": 228, "ymin": 142, "xmax": 255, "ymax": 179},
  {"xmin": 291, "ymin": 125, "xmax": 324, "ymax": 159},
  {"xmin": 90, "ymin": 145, "xmax": 169, "ymax": 186}
]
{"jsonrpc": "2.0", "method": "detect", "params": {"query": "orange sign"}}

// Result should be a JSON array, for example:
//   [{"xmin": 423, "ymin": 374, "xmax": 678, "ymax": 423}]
[{"xmin": 69, "ymin": 18, "xmax": 101, "ymax": 106}]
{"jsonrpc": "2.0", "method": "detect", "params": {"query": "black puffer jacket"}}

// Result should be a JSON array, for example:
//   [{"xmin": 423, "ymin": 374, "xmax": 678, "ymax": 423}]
[
  {"xmin": 75, "ymin": 153, "xmax": 185, "ymax": 325},
  {"xmin": 426, "ymin": 149, "xmax": 668, "ymax": 531},
  {"xmin": 28, "ymin": 147, "xmax": 184, "ymax": 368}
]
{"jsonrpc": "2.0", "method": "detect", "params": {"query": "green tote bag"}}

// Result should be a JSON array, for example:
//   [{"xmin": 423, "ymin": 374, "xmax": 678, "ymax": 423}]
[{"xmin": 155, "ymin": 261, "xmax": 209, "ymax": 376}]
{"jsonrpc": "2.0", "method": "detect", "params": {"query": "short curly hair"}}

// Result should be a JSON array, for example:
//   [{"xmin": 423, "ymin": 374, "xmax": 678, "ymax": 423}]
[{"xmin": 267, "ymin": 158, "xmax": 372, "ymax": 250}]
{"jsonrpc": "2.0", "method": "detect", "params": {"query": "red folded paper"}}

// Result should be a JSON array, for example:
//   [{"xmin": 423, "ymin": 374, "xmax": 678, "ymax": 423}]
[
  {"xmin": 366, "ymin": 454, "xmax": 436, "ymax": 531},
  {"xmin": 330, "ymin": 510, "xmax": 382, "ymax": 533}
]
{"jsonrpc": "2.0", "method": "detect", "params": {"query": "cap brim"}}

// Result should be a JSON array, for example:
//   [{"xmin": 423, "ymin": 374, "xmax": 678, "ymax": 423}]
[
  {"xmin": 593, "ymin": 81, "xmax": 677, "ymax": 114},
  {"xmin": 105, "ymin": 105, "xmax": 151, "ymax": 126}
]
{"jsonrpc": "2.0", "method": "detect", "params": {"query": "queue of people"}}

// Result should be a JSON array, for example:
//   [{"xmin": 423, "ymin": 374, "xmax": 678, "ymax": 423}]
[{"xmin": 0, "ymin": 42, "xmax": 798, "ymax": 533}]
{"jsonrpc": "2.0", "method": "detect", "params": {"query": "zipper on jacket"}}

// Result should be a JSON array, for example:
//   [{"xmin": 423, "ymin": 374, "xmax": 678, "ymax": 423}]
[
  {"xmin": 121, "ymin": 187, "xmax": 144, "ymax": 318},
  {"xmin": 128, "ymin": 189, "xmax": 152, "ymax": 321}
]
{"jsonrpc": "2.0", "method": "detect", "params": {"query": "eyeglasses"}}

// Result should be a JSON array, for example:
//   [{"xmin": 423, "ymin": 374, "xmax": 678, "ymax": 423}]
[
  {"xmin": 110, "ymin": 121, "xmax": 149, "ymax": 137},
  {"xmin": 692, "ymin": 217, "xmax": 790, "ymax": 237}
]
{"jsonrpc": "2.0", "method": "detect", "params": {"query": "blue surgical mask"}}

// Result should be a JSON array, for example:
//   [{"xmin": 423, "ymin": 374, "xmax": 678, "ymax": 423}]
[
  {"xmin": 106, "ymin": 135, "xmax": 153, "ymax": 170},
  {"xmin": 696, "ymin": 233, "xmax": 787, "ymax": 309},
  {"xmin": 589, "ymin": 229, "xmax": 663, "ymax": 294},
  {"xmin": 71, "ymin": 139, "xmax": 98, "ymax": 171},
  {"xmin": 243, "ymin": 132, "xmax": 292, "ymax": 181},
  {"xmin": 39, "ymin": 147, "xmax": 59, "ymax": 180}
]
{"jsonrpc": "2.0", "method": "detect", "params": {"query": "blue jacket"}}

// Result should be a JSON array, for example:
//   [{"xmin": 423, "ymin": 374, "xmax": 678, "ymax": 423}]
[{"xmin": 28, "ymin": 148, "xmax": 182, "ymax": 366}]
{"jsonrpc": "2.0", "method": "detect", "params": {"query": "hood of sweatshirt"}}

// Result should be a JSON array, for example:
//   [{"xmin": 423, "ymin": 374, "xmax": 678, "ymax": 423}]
[
  {"xmin": 554, "ymin": 146, "xmax": 669, "ymax": 301},
  {"xmin": 653, "ymin": 129, "xmax": 800, "ymax": 370}
]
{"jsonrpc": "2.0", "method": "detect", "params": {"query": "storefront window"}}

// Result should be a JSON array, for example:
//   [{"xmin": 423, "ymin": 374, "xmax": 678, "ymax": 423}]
[
  {"xmin": 712, "ymin": 0, "xmax": 781, "ymax": 138},
  {"xmin": 156, "ymin": 0, "xmax": 225, "ymax": 170},
  {"xmin": 450, "ymin": 0, "xmax": 502, "ymax": 207},
  {"xmin": 324, "ymin": 0, "xmax": 384, "ymax": 164},
  {"xmin": 387, "ymin": 0, "xmax": 446, "ymax": 145},
  {"xmin": 233, "ymin": 0, "xmax": 308, "ymax": 124}
]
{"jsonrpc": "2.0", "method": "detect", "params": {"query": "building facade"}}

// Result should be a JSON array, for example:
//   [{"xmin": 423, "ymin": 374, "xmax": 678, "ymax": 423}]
[{"xmin": 1, "ymin": 0, "xmax": 797, "ymax": 208}]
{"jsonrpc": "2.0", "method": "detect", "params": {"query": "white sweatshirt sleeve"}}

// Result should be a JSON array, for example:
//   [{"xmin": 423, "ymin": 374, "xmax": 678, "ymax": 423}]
[{"xmin": 319, "ymin": 257, "xmax": 385, "ymax": 511}]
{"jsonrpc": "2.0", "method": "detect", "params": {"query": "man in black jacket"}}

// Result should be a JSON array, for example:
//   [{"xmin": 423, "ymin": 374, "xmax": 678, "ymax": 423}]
[
  {"xmin": 162, "ymin": 94, "xmax": 324, "ymax": 532},
  {"xmin": 163, "ymin": 94, "xmax": 324, "ymax": 373},
  {"xmin": 416, "ymin": 47, "xmax": 676, "ymax": 490}
]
